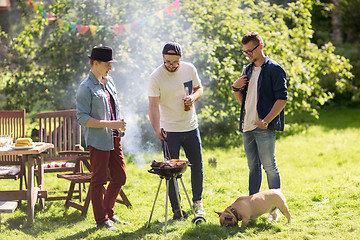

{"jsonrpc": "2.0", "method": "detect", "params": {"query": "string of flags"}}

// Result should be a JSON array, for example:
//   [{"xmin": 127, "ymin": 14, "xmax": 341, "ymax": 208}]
[{"xmin": 26, "ymin": 0, "xmax": 181, "ymax": 36}]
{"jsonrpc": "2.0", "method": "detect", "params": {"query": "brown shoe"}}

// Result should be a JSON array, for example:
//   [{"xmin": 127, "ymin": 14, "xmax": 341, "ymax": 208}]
[{"xmin": 173, "ymin": 209, "xmax": 188, "ymax": 220}]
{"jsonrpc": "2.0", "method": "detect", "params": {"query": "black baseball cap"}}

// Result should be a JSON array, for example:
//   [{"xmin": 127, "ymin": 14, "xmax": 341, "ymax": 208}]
[
  {"xmin": 162, "ymin": 42, "xmax": 182, "ymax": 56},
  {"xmin": 88, "ymin": 46, "xmax": 117, "ymax": 63}
]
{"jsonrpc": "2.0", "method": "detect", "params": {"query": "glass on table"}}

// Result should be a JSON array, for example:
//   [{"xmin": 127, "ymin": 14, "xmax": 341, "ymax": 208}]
[{"xmin": 0, "ymin": 134, "xmax": 12, "ymax": 147}]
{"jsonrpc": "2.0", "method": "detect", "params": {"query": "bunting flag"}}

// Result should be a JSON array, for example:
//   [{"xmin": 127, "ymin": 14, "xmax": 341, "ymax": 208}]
[
  {"xmin": 123, "ymin": 23, "xmax": 131, "ymax": 34},
  {"xmin": 70, "ymin": 23, "xmax": 76, "ymax": 33},
  {"xmin": 155, "ymin": 10, "xmax": 164, "ymax": 21},
  {"xmin": 26, "ymin": 0, "xmax": 181, "ymax": 37},
  {"xmin": 173, "ymin": 0, "xmax": 180, "ymax": 9},
  {"xmin": 27, "ymin": 0, "xmax": 33, "ymax": 8},
  {"xmin": 89, "ymin": 25, "xmax": 97, "ymax": 36},
  {"xmin": 47, "ymin": 13, "xmax": 56, "ymax": 23},
  {"xmin": 76, "ymin": 25, "xmax": 82, "ymax": 34},
  {"xmin": 82, "ymin": 26, "xmax": 89, "ymax": 35},
  {"xmin": 165, "ymin": 5, "xmax": 173, "ymax": 15},
  {"xmin": 58, "ymin": 20, "xmax": 64, "ymax": 29}
]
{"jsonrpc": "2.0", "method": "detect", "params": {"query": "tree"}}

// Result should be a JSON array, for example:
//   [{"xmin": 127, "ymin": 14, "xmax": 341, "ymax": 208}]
[
  {"xmin": 331, "ymin": 0, "xmax": 342, "ymax": 44},
  {"xmin": 310, "ymin": 0, "xmax": 360, "ymax": 103},
  {"xmin": 0, "ymin": 0, "xmax": 354, "ymax": 148},
  {"xmin": 182, "ymin": 0, "xmax": 353, "ymax": 146},
  {"xmin": 0, "ymin": 0, "xmax": 185, "ymax": 111}
]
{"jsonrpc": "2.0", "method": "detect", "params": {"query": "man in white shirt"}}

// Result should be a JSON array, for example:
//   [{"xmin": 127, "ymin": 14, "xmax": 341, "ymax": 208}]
[
  {"xmin": 232, "ymin": 32, "xmax": 288, "ymax": 195},
  {"xmin": 148, "ymin": 42, "xmax": 206, "ymax": 219}
]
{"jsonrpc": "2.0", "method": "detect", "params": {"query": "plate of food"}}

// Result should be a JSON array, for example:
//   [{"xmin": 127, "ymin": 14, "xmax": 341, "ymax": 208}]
[
  {"xmin": 11, "ymin": 145, "xmax": 35, "ymax": 150},
  {"xmin": 11, "ymin": 138, "xmax": 35, "ymax": 150}
]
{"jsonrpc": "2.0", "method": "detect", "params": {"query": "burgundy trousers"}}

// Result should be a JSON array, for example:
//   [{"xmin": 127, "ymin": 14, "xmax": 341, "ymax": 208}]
[{"xmin": 88, "ymin": 137, "xmax": 127, "ymax": 224}]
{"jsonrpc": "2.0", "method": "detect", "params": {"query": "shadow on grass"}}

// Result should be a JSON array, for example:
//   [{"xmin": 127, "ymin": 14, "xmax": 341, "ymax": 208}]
[
  {"xmin": 180, "ymin": 218, "xmax": 283, "ymax": 240},
  {"xmin": 5, "ymin": 201, "xmax": 88, "ymax": 238},
  {"xmin": 55, "ymin": 227, "xmax": 99, "ymax": 240},
  {"xmin": 55, "ymin": 218, "xmax": 186, "ymax": 240},
  {"xmin": 314, "ymin": 106, "xmax": 360, "ymax": 130},
  {"xmin": 278, "ymin": 105, "xmax": 360, "ymax": 140}
]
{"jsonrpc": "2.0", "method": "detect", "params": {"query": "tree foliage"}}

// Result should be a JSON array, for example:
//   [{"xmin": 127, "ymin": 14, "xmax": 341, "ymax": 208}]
[
  {"xmin": 311, "ymin": 0, "xmax": 360, "ymax": 103},
  {"xmin": 0, "ymin": 0, "xmax": 354, "ymax": 147},
  {"xmin": 1, "ymin": 0, "xmax": 183, "ymax": 112},
  {"xmin": 182, "ymin": 0, "xmax": 353, "ymax": 146}
]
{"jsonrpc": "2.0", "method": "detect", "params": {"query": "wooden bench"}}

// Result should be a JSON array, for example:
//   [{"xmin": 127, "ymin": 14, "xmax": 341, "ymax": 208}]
[{"xmin": 0, "ymin": 201, "xmax": 18, "ymax": 229}]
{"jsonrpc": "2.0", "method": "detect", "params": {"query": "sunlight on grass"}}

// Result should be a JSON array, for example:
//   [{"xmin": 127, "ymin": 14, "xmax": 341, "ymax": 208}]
[{"xmin": 0, "ymin": 106, "xmax": 359, "ymax": 239}]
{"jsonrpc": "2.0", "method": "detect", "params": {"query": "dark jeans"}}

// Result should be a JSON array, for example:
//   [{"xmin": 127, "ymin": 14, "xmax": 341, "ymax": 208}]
[{"xmin": 162, "ymin": 128, "xmax": 204, "ymax": 212}]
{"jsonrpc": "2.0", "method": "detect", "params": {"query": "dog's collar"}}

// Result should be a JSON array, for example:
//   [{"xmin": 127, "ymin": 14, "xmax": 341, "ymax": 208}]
[{"xmin": 228, "ymin": 206, "xmax": 240, "ymax": 221}]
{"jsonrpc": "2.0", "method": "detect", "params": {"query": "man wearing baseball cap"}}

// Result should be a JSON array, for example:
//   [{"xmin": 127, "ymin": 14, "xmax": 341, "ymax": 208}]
[
  {"xmin": 148, "ymin": 42, "xmax": 206, "ymax": 219},
  {"xmin": 76, "ymin": 46, "xmax": 128, "ymax": 230}
]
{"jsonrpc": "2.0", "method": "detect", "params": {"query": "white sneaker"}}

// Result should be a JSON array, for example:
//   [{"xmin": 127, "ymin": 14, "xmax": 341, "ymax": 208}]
[{"xmin": 193, "ymin": 200, "xmax": 206, "ymax": 215}]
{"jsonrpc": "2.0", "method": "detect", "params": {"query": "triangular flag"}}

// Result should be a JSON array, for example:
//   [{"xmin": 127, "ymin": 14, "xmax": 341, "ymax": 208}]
[
  {"xmin": 47, "ymin": 13, "xmax": 56, "ymax": 23},
  {"xmin": 117, "ymin": 25, "xmax": 124, "ymax": 36},
  {"xmin": 165, "ymin": 5, "xmax": 173, "ymax": 15},
  {"xmin": 36, "ymin": 5, "xmax": 42, "ymax": 13},
  {"xmin": 70, "ymin": 23, "xmax": 76, "ymax": 32},
  {"xmin": 132, "ymin": 22, "xmax": 139, "ymax": 30},
  {"xmin": 34, "ymin": 5, "xmax": 38, "ymax": 11},
  {"xmin": 82, "ymin": 26, "xmax": 89, "ymax": 35},
  {"xmin": 42, "ymin": 10, "xmax": 47, "ymax": 20},
  {"xmin": 139, "ymin": 19, "xmax": 146, "ymax": 28},
  {"xmin": 172, "ymin": 0, "xmax": 180, "ymax": 9},
  {"xmin": 111, "ymin": 26, "xmax": 118, "ymax": 33},
  {"xmin": 89, "ymin": 25, "xmax": 97, "ymax": 36},
  {"xmin": 96, "ymin": 26, "xmax": 104, "ymax": 32},
  {"xmin": 155, "ymin": 10, "xmax": 164, "ymax": 21},
  {"xmin": 58, "ymin": 20, "xmax": 64, "ymax": 29},
  {"xmin": 146, "ymin": 15, "xmax": 154, "ymax": 26},
  {"xmin": 76, "ymin": 25, "xmax": 82, "ymax": 34},
  {"xmin": 28, "ymin": 0, "xmax": 33, "ymax": 8},
  {"xmin": 64, "ymin": 22, "xmax": 70, "ymax": 31},
  {"xmin": 123, "ymin": 23, "xmax": 131, "ymax": 34}
]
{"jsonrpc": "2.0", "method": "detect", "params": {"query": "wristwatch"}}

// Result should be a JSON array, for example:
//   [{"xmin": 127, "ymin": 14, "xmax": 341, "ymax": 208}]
[
  {"xmin": 262, "ymin": 119, "xmax": 268, "ymax": 128},
  {"xmin": 232, "ymin": 86, "xmax": 241, "ymax": 92}
]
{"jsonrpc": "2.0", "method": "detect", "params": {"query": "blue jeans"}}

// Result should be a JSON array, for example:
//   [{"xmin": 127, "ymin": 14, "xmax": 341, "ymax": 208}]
[
  {"xmin": 162, "ymin": 128, "xmax": 204, "ymax": 212},
  {"xmin": 242, "ymin": 128, "xmax": 281, "ymax": 195}
]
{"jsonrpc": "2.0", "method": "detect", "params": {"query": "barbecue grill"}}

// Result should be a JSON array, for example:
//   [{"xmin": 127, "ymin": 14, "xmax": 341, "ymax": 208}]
[{"xmin": 146, "ymin": 129, "xmax": 206, "ymax": 235}]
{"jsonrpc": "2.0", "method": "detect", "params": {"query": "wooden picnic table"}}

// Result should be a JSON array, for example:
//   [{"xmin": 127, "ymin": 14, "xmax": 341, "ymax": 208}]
[{"xmin": 0, "ymin": 142, "xmax": 54, "ymax": 225}]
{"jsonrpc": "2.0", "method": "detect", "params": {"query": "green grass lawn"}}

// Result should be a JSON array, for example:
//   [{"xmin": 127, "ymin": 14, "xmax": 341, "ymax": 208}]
[{"xmin": 1, "ymin": 106, "xmax": 359, "ymax": 239}]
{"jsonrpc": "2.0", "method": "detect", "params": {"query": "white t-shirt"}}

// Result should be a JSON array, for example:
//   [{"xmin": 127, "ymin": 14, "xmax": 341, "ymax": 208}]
[
  {"xmin": 243, "ymin": 66, "xmax": 262, "ymax": 132},
  {"xmin": 148, "ymin": 61, "xmax": 201, "ymax": 132}
]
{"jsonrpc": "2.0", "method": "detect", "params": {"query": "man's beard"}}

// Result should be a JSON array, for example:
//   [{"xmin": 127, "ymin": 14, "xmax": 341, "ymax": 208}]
[{"xmin": 164, "ymin": 65, "xmax": 179, "ymax": 72}]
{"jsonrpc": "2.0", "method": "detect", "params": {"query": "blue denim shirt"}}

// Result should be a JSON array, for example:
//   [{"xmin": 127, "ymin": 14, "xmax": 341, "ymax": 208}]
[
  {"xmin": 239, "ymin": 56, "xmax": 287, "ymax": 132},
  {"xmin": 76, "ymin": 71, "xmax": 120, "ymax": 150}
]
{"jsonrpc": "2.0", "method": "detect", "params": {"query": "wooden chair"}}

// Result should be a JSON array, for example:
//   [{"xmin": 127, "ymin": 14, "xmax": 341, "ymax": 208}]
[
  {"xmin": 34, "ymin": 110, "xmax": 85, "ymax": 201},
  {"xmin": 57, "ymin": 155, "xmax": 132, "ymax": 215},
  {"xmin": 35, "ymin": 109, "xmax": 131, "ymax": 208},
  {"xmin": 57, "ymin": 156, "xmax": 92, "ymax": 215},
  {"xmin": 0, "ymin": 110, "xmax": 27, "ymax": 200}
]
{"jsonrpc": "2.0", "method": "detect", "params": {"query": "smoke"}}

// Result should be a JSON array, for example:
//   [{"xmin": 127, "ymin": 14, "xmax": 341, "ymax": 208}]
[
  {"xmin": 119, "ymin": 107, "xmax": 159, "ymax": 166},
  {"xmin": 101, "ymin": 0, "xmax": 194, "ymax": 166}
]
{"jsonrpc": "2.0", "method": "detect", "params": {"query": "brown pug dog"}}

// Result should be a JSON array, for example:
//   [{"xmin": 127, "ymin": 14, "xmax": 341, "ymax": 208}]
[{"xmin": 216, "ymin": 189, "xmax": 291, "ymax": 228}]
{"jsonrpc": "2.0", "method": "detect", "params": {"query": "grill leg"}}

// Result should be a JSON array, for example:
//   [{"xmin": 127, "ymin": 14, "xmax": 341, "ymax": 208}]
[
  {"xmin": 173, "ymin": 178, "xmax": 183, "ymax": 218},
  {"xmin": 147, "ymin": 178, "xmax": 163, "ymax": 228},
  {"xmin": 165, "ymin": 179, "xmax": 170, "ymax": 235},
  {"xmin": 180, "ymin": 177, "xmax": 196, "ymax": 216}
]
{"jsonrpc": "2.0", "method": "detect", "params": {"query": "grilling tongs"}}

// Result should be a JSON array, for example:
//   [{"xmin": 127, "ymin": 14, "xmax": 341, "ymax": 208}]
[{"xmin": 161, "ymin": 128, "xmax": 171, "ymax": 161}]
